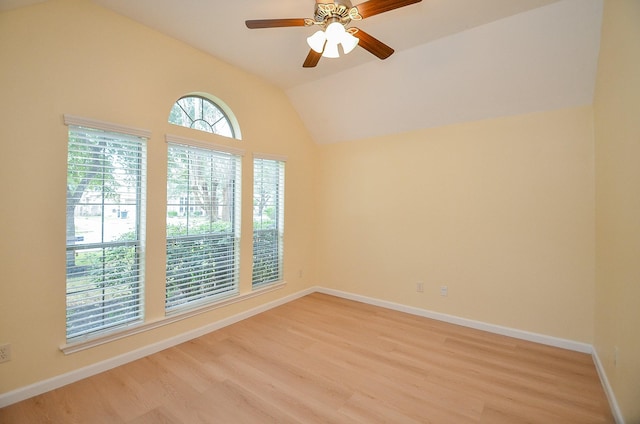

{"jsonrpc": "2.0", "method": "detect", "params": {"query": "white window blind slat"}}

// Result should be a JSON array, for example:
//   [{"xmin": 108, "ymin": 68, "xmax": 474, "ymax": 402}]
[
  {"xmin": 252, "ymin": 158, "xmax": 285, "ymax": 286},
  {"xmin": 67, "ymin": 297, "xmax": 141, "ymax": 325},
  {"xmin": 166, "ymin": 143, "xmax": 241, "ymax": 313},
  {"xmin": 67, "ymin": 273, "xmax": 143, "ymax": 301},
  {"xmin": 65, "ymin": 124, "xmax": 146, "ymax": 341},
  {"xmin": 165, "ymin": 134, "xmax": 245, "ymax": 156}
]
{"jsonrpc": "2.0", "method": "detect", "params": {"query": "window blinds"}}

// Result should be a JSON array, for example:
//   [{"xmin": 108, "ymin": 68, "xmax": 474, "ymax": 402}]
[
  {"xmin": 252, "ymin": 157, "xmax": 285, "ymax": 286},
  {"xmin": 65, "ymin": 125, "xmax": 146, "ymax": 341},
  {"xmin": 166, "ymin": 143, "xmax": 241, "ymax": 312}
]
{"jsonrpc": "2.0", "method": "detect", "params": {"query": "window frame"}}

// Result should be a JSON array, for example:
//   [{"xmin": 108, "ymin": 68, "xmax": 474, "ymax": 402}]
[
  {"xmin": 64, "ymin": 115, "xmax": 149, "ymax": 342},
  {"xmin": 252, "ymin": 154, "xmax": 286, "ymax": 287},
  {"xmin": 168, "ymin": 95, "xmax": 239, "ymax": 139},
  {"xmin": 165, "ymin": 134, "xmax": 244, "ymax": 314}
]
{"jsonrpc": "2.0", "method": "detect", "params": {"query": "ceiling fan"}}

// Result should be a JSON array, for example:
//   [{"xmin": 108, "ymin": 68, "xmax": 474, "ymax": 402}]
[{"xmin": 245, "ymin": 0, "xmax": 422, "ymax": 68}]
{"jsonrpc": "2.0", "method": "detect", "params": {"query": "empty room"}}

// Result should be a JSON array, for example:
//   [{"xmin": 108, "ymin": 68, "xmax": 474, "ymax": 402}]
[{"xmin": 0, "ymin": 0, "xmax": 638, "ymax": 422}]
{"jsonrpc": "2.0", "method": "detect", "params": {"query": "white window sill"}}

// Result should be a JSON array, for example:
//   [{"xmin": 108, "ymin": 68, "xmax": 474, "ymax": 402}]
[{"xmin": 60, "ymin": 281, "xmax": 286, "ymax": 355}]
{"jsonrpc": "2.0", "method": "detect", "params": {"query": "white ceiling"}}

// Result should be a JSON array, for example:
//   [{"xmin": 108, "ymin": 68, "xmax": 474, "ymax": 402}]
[{"xmin": 2, "ymin": 0, "xmax": 603, "ymax": 144}]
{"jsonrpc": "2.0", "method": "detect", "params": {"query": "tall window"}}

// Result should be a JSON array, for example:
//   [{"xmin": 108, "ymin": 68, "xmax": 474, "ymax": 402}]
[
  {"xmin": 65, "ymin": 117, "xmax": 147, "ymax": 341},
  {"xmin": 166, "ymin": 140, "xmax": 241, "ymax": 312},
  {"xmin": 253, "ymin": 157, "xmax": 285, "ymax": 286},
  {"xmin": 168, "ymin": 95, "xmax": 235, "ymax": 138}
]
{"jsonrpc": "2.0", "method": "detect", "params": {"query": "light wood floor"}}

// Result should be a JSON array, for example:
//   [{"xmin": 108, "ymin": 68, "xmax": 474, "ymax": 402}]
[{"xmin": 0, "ymin": 293, "xmax": 614, "ymax": 423}]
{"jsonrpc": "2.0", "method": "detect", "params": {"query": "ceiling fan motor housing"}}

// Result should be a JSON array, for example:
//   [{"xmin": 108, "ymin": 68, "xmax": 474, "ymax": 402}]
[{"xmin": 312, "ymin": 0, "xmax": 362, "ymax": 27}]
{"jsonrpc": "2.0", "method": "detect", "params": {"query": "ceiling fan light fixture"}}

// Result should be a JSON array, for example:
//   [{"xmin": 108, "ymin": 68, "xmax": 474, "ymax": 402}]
[
  {"xmin": 322, "ymin": 41, "xmax": 340, "ymax": 58},
  {"xmin": 325, "ymin": 21, "xmax": 345, "ymax": 44},
  {"xmin": 324, "ymin": 20, "xmax": 358, "ymax": 57},
  {"xmin": 341, "ymin": 31, "xmax": 359, "ymax": 54},
  {"xmin": 246, "ymin": 0, "xmax": 424, "ymax": 67},
  {"xmin": 307, "ymin": 30, "xmax": 326, "ymax": 53}
]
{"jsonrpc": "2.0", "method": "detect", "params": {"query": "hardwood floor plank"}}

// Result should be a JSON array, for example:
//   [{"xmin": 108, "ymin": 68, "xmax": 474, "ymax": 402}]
[
  {"xmin": 0, "ymin": 293, "xmax": 614, "ymax": 423},
  {"xmin": 339, "ymin": 391, "xmax": 425, "ymax": 424},
  {"xmin": 127, "ymin": 406, "xmax": 181, "ymax": 424}
]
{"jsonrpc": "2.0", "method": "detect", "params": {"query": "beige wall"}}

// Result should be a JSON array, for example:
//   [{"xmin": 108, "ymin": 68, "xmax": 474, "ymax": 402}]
[
  {"xmin": 2, "ymin": 0, "xmax": 636, "ymax": 419},
  {"xmin": 594, "ymin": 0, "xmax": 640, "ymax": 422},
  {"xmin": 0, "ymin": 0, "xmax": 317, "ymax": 393},
  {"xmin": 317, "ymin": 106, "xmax": 596, "ymax": 343}
]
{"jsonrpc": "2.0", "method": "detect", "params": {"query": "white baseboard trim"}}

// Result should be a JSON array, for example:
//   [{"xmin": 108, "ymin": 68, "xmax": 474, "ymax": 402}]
[
  {"xmin": 1, "ymin": 284, "xmax": 621, "ymax": 423},
  {"xmin": 0, "ymin": 287, "xmax": 315, "ymax": 408},
  {"xmin": 315, "ymin": 287, "xmax": 593, "ymax": 353},
  {"xmin": 316, "ymin": 287, "xmax": 629, "ymax": 421},
  {"xmin": 592, "ymin": 348, "xmax": 625, "ymax": 424}
]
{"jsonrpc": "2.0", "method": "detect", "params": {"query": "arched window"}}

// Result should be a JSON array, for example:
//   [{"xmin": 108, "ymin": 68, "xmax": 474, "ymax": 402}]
[{"xmin": 168, "ymin": 95, "xmax": 239, "ymax": 139}]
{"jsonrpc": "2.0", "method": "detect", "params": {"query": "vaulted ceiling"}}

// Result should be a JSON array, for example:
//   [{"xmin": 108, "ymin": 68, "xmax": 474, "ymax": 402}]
[{"xmin": 2, "ymin": 0, "xmax": 603, "ymax": 144}]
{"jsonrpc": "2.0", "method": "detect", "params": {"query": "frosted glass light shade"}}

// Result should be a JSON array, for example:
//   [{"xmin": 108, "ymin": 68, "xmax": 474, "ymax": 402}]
[
  {"xmin": 341, "ymin": 32, "xmax": 359, "ymax": 54},
  {"xmin": 308, "ymin": 22, "xmax": 359, "ymax": 59},
  {"xmin": 325, "ymin": 22, "xmax": 345, "ymax": 44},
  {"xmin": 322, "ymin": 41, "xmax": 340, "ymax": 58},
  {"xmin": 307, "ymin": 30, "xmax": 326, "ymax": 53}
]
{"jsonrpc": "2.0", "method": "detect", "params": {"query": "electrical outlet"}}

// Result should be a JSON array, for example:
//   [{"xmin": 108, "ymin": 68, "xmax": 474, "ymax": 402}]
[
  {"xmin": 440, "ymin": 285, "xmax": 448, "ymax": 297},
  {"xmin": 416, "ymin": 282, "xmax": 424, "ymax": 293},
  {"xmin": 0, "ymin": 344, "xmax": 11, "ymax": 363}
]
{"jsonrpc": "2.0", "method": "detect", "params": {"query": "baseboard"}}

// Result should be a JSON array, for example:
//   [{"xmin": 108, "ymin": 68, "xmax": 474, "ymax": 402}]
[
  {"xmin": 0, "ymin": 284, "xmax": 621, "ymax": 421},
  {"xmin": 314, "ymin": 287, "xmax": 593, "ymax": 353},
  {"xmin": 0, "ymin": 287, "xmax": 315, "ymax": 408},
  {"xmin": 316, "ymin": 287, "xmax": 629, "ymax": 421},
  {"xmin": 592, "ymin": 348, "xmax": 625, "ymax": 424}
]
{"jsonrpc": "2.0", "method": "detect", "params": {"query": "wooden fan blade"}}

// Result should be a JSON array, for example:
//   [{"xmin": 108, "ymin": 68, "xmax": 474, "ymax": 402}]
[
  {"xmin": 355, "ymin": 0, "xmax": 422, "ymax": 19},
  {"xmin": 245, "ymin": 18, "xmax": 307, "ymax": 29},
  {"xmin": 303, "ymin": 49, "xmax": 322, "ymax": 68},
  {"xmin": 351, "ymin": 28, "xmax": 394, "ymax": 60}
]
